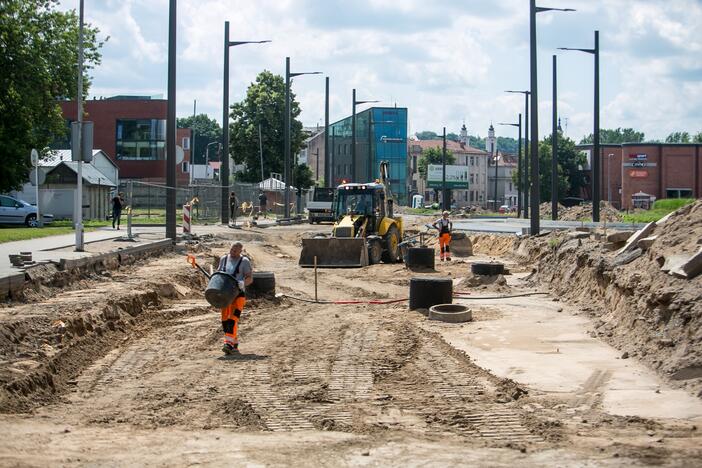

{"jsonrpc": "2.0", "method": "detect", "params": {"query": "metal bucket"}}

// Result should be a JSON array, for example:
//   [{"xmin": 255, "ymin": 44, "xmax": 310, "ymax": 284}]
[{"xmin": 204, "ymin": 271, "xmax": 240, "ymax": 308}]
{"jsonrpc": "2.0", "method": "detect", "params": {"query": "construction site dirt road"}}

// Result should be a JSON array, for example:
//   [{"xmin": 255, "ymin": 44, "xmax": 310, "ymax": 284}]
[{"xmin": 0, "ymin": 220, "xmax": 701, "ymax": 466}]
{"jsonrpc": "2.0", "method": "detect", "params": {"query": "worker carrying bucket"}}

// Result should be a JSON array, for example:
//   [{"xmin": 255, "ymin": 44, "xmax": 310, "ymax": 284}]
[{"xmin": 432, "ymin": 211, "xmax": 452, "ymax": 261}]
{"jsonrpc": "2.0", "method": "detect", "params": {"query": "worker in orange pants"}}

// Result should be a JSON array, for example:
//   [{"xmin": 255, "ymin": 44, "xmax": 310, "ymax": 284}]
[
  {"xmin": 217, "ymin": 242, "xmax": 253, "ymax": 354},
  {"xmin": 433, "ymin": 210, "xmax": 453, "ymax": 261}
]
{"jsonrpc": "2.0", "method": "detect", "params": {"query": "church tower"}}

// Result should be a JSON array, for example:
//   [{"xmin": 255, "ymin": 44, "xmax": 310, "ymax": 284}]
[
  {"xmin": 459, "ymin": 122, "xmax": 469, "ymax": 146},
  {"xmin": 486, "ymin": 123, "xmax": 496, "ymax": 155}
]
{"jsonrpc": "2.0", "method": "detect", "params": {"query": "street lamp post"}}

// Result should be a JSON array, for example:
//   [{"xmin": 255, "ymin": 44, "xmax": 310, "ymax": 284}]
[
  {"xmin": 607, "ymin": 153, "xmax": 613, "ymax": 205},
  {"xmin": 505, "ymin": 90, "xmax": 530, "ymax": 218},
  {"xmin": 552, "ymin": 54, "xmax": 558, "ymax": 221},
  {"xmin": 529, "ymin": 1, "xmax": 575, "ymax": 234},
  {"xmin": 442, "ymin": 127, "xmax": 448, "ymax": 211},
  {"xmin": 324, "ymin": 77, "xmax": 330, "ymax": 188},
  {"xmin": 221, "ymin": 21, "xmax": 270, "ymax": 225},
  {"xmin": 559, "ymin": 30, "xmax": 600, "ymax": 222},
  {"xmin": 351, "ymin": 89, "xmax": 379, "ymax": 183},
  {"xmin": 284, "ymin": 57, "xmax": 321, "ymax": 218},
  {"xmin": 498, "ymin": 115, "xmax": 522, "ymax": 215},
  {"xmin": 205, "ymin": 141, "xmax": 220, "ymax": 179}
]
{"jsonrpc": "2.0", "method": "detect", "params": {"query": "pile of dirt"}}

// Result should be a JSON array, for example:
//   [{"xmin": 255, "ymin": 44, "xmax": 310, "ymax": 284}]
[
  {"xmin": 516, "ymin": 200, "xmax": 702, "ymax": 396},
  {"xmin": 470, "ymin": 234, "xmax": 517, "ymax": 257},
  {"xmin": 455, "ymin": 273, "xmax": 510, "ymax": 293},
  {"xmin": 539, "ymin": 202, "xmax": 623, "ymax": 222}
]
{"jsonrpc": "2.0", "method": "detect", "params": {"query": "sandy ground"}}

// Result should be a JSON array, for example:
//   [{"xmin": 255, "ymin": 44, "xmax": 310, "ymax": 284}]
[{"xmin": 0, "ymin": 223, "xmax": 701, "ymax": 466}]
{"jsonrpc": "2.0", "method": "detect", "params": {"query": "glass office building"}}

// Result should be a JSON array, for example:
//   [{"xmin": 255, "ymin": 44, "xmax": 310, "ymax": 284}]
[{"xmin": 329, "ymin": 107, "xmax": 408, "ymax": 204}]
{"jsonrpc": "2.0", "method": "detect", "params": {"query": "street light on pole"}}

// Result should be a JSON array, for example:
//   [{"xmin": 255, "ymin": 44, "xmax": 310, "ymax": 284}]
[
  {"xmin": 552, "ymin": 54, "xmax": 558, "ymax": 221},
  {"xmin": 221, "ymin": 21, "xmax": 270, "ymax": 225},
  {"xmin": 505, "ymin": 90, "xmax": 530, "ymax": 218},
  {"xmin": 559, "ymin": 30, "xmax": 600, "ymax": 222},
  {"xmin": 352, "ymin": 89, "xmax": 379, "ymax": 183},
  {"xmin": 498, "ymin": 115, "xmax": 522, "ymax": 214},
  {"xmin": 284, "ymin": 58, "xmax": 322, "ymax": 218},
  {"xmin": 529, "ymin": 2, "xmax": 575, "ymax": 234}
]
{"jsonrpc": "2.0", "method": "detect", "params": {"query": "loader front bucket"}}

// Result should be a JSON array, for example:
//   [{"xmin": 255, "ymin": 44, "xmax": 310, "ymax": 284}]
[{"xmin": 299, "ymin": 237, "xmax": 369, "ymax": 268}]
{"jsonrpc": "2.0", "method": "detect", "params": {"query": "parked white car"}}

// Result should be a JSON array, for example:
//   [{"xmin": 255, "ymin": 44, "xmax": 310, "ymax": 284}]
[{"xmin": 0, "ymin": 195, "xmax": 54, "ymax": 227}]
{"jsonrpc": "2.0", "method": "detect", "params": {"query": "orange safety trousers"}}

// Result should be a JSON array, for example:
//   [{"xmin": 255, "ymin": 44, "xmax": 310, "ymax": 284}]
[
  {"xmin": 439, "ymin": 233, "xmax": 451, "ymax": 260},
  {"xmin": 221, "ymin": 295, "xmax": 246, "ymax": 348}
]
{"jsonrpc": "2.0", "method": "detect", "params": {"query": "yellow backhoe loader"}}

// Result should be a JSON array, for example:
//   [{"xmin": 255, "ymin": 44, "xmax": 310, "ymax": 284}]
[{"xmin": 299, "ymin": 161, "xmax": 403, "ymax": 267}]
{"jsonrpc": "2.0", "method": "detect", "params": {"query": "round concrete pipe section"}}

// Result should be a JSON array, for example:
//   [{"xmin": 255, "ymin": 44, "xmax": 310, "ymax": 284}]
[
  {"xmin": 428, "ymin": 304, "xmax": 472, "ymax": 323},
  {"xmin": 409, "ymin": 276, "xmax": 452, "ymax": 310},
  {"xmin": 405, "ymin": 247, "xmax": 435, "ymax": 270},
  {"xmin": 471, "ymin": 262, "xmax": 504, "ymax": 276},
  {"xmin": 249, "ymin": 271, "xmax": 275, "ymax": 297}
]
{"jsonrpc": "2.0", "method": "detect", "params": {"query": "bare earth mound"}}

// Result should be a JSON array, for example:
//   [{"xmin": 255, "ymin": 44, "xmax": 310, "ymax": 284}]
[{"xmin": 517, "ymin": 200, "xmax": 702, "ymax": 397}]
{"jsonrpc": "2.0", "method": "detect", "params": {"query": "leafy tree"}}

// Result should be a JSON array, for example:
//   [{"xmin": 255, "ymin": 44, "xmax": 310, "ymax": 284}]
[
  {"xmin": 229, "ymin": 71, "xmax": 304, "ymax": 183},
  {"xmin": 469, "ymin": 135, "xmax": 485, "ymax": 150},
  {"xmin": 533, "ymin": 132, "xmax": 587, "ymax": 201},
  {"xmin": 177, "ymin": 114, "xmax": 222, "ymax": 164},
  {"xmin": 446, "ymin": 132, "xmax": 460, "ymax": 142},
  {"xmin": 693, "ymin": 131, "xmax": 702, "ymax": 143},
  {"xmin": 415, "ymin": 131, "xmax": 438, "ymax": 140},
  {"xmin": 293, "ymin": 163, "xmax": 315, "ymax": 195},
  {"xmin": 665, "ymin": 131, "xmax": 691, "ymax": 143},
  {"xmin": 417, "ymin": 147, "xmax": 456, "ymax": 179},
  {"xmin": 0, "ymin": 0, "xmax": 104, "ymax": 192},
  {"xmin": 580, "ymin": 128, "xmax": 645, "ymax": 144}
]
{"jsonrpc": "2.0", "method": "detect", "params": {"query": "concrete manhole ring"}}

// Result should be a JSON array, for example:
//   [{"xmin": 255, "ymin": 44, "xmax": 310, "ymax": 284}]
[{"xmin": 428, "ymin": 304, "xmax": 472, "ymax": 323}]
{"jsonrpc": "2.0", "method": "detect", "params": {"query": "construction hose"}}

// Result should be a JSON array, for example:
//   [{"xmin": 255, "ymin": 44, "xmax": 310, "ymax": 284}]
[{"xmin": 278, "ymin": 291, "xmax": 549, "ymax": 305}]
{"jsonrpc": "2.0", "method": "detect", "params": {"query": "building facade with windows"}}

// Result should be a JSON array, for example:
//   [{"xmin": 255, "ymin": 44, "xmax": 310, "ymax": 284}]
[
  {"xmin": 329, "ymin": 107, "xmax": 408, "ymax": 204},
  {"xmin": 408, "ymin": 131, "xmax": 490, "ymax": 208},
  {"xmin": 58, "ymin": 96, "xmax": 191, "ymax": 183},
  {"xmin": 487, "ymin": 152, "xmax": 518, "ymax": 209},
  {"xmin": 577, "ymin": 143, "xmax": 702, "ymax": 210}
]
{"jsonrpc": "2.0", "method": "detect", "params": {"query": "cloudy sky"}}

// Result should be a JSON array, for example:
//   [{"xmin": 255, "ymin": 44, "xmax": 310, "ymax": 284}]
[{"xmin": 61, "ymin": 0, "xmax": 701, "ymax": 143}]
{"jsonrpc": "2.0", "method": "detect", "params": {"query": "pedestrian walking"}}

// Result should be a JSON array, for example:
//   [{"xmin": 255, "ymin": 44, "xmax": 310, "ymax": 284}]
[
  {"xmin": 112, "ymin": 192, "xmax": 124, "ymax": 230},
  {"xmin": 229, "ymin": 191, "xmax": 238, "ymax": 225},
  {"xmin": 258, "ymin": 191, "xmax": 268, "ymax": 219},
  {"xmin": 217, "ymin": 242, "xmax": 253, "ymax": 355},
  {"xmin": 432, "ymin": 210, "xmax": 453, "ymax": 261}
]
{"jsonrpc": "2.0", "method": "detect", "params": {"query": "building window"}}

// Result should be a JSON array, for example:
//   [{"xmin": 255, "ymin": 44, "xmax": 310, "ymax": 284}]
[
  {"xmin": 509, "ymin": 182, "xmax": 513, "ymax": 191},
  {"xmin": 116, "ymin": 119, "xmax": 166, "ymax": 160},
  {"xmin": 666, "ymin": 188, "xmax": 693, "ymax": 198}
]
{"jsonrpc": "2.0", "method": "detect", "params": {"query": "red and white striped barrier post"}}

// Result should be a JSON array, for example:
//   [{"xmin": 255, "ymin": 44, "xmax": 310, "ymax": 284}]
[{"xmin": 182, "ymin": 203, "xmax": 191, "ymax": 234}]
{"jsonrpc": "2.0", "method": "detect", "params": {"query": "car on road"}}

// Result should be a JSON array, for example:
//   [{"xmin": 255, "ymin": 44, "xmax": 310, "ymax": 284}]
[
  {"xmin": 499, "ymin": 204, "xmax": 516, "ymax": 214},
  {"xmin": 0, "ymin": 195, "xmax": 54, "ymax": 227}
]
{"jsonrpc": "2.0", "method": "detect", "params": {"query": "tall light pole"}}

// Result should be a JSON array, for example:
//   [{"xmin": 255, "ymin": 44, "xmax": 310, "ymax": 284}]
[
  {"xmin": 324, "ymin": 77, "xmax": 330, "ymax": 188},
  {"xmin": 529, "ymin": 2, "xmax": 575, "ymax": 234},
  {"xmin": 498, "ymin": 116, "xmax": 521, "ymax": 214},
  {"xmin": 442, "ymin": 127, "xmax": 448, "ymax": 211},
  {"xmin": 559, "ymin": 30, "xmax": 600, "ymax": 222},
  {"xmin": 284, "ymin": 58, "xmax": 321, "ymax": 218},
  {"xmin": 221, "ymin": 21, "xmax": 270, "ymax": 225},
  {"xmin": 75, "ymin": 0, "xmax": 85, "ymax": 250},
  {"xmin": 351, "ymin": 89, "xmax": 379, "ymax": 183},
  {"xmin": 505, "ymin": 90, "xmax": 530, "ymax": 218},
  {"xmin": 551, "ymin": 54, "xmax": 558, "ymax": 221}
]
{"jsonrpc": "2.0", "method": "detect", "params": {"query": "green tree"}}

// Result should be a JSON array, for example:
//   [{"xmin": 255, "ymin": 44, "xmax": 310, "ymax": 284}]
[
  {"xmin": 665, "ymin": 131, "xmax": 691, "ymax": 143},
  {"xmin": 417, "ymin": 146, "xmax": 456, "ymax": 179},
  {"xmin": 293, "ymin": 163, "xmax": 315, "ymax": 194},
  {"xmin": 0, "ymin": 0, "xmax": 104, "ymax": 192},
  {"xmin": 177, "ymin": 114, "xmax": 222, "ymax": 165},
  {"xmin": 229, "ymin": 71, "xmax": 304, "ymax": 182},
  {"xmin": 530, "ymin": 132, "xmax": 587, "ymax": 201},
  {"xmin": 580, "ymin": 128, "xmax": 645, "ymax": 144},
  {"xmin": 469, "ymin": 135, "xmax": 485, "ymax": 149},
  {"xmin": 693, "ymin": 131, "xmax": 702, "ymax": 143},
  {"xmin": 446, "ymin": 132, "xmax": 460, "ymax": 141},
  {"xmin": 415, "ymin": 131, "xmax": 438, "ymax": 140}
]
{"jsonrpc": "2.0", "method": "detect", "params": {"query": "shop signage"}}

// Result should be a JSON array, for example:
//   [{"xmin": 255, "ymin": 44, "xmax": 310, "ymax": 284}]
[
  {"xmin": 629, "ymin": 169, "xmax": 648, "ymax": 178},
  {"xmin": 629, "ymin": 153, "xmax": 647, "ymax": 160},
  {"xmin": 427, "ymin": 164, "xmax": 470, "ymax": 188}
]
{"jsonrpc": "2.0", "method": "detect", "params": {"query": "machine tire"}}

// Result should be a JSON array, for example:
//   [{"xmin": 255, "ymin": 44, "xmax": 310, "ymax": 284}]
[
  {"xmin": 368, "ymin": 239, "xmax": 383, "ymax": 264},
  {"xmin": 405, "ymin": 247, "xmax": 435, "ymax": 270},
  {"xmin": 381, "ymin": 225, "xmax": 401, "ymax": 263},
  {"xmin": 409, "ymin": 276, "xmax": 452, "ymax": 310},
  {"xmin": 471, "ymin": 262, "xmax": 504, "ymax": 276},
  {"xmin": 249, "ymin": 271, "xmax": 275, "ymax": 297}
]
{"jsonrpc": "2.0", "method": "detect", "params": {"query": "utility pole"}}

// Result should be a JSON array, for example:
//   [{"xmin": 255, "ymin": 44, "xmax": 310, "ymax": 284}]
[
  {"xmin": 552, "ymin": 54, "xmax": 558, "ymax": 221},
  {"xmin": 442, "ymin": 127, "xmax": 447, "ymax": 211},
  {"xmin": 74, "ymin": 0, "xmax": 85, "ymax": 251},
  {"xmin": 324, "ymin": 77, "xmax": 330, "ymax": 187},
  {"xmin": 165, "ymin": 0, "xmax": 177, "ymax": 240}
]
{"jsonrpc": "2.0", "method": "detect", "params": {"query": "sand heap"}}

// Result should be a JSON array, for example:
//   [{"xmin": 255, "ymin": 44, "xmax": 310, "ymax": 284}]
[{"xmin": 515, "ymin": 200, "xmax": 702, "ymax": 397}]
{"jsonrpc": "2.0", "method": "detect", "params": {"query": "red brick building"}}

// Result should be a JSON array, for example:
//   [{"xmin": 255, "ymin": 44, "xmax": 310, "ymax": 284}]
[
  {"xmin": 578, "ymin": 143, "xmax": 702, "ymax": 210},
  {"xmin": 59, "ymin": 96, "xmax": 191, "ymax": 183}
]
